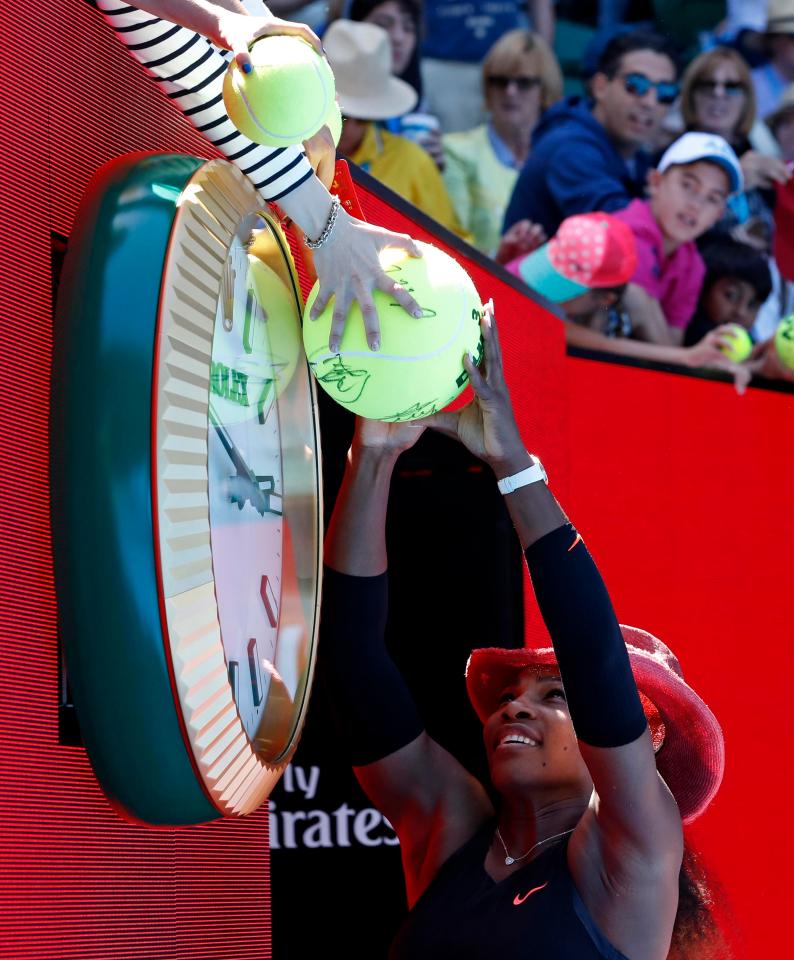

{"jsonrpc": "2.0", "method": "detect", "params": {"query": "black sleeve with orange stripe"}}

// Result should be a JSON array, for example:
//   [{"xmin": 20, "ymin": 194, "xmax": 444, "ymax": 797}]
[{"xmin": 524, "ymin": 523, "xmax": 647, "ymax": 748}]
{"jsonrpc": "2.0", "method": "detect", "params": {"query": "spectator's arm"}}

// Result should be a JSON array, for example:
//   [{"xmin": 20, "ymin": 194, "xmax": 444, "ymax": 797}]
[
  {"xmin": 565, "ymin": 320, "xmax": 753, "ymax": 393},
  {"xmin": 116, "ymin": 0, "xmax": 321, "ymax": 68},
  {"xmin": 528, "ymin": 0, "xmax": 554, "ymax": 46},
  {"xmin": 622, "ymin": 283, "xmax": 681, "ymax": 345}
]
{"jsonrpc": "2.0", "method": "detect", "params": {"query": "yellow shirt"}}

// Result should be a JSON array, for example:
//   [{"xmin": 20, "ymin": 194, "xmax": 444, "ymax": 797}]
[{"xmin": 349, "ymin": 124, "xmax": 470, "ymax": 242}]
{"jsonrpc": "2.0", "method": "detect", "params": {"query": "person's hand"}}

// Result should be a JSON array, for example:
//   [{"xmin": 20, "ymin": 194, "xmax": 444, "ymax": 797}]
[
  {"xmin": 684, "ymin": 326, "xmax": 753, "ymax": 395},
  {"xmin": 352, "ymin": 416, "xmax": 426, "ymax": 458},
  {"xmin": 309, "ymin": 210, "xmax": 423, "ymax": 352},
  {"xmin": 214, "ymin": 11, "xmax": 322, "ymax": 72},
  {"xmin": 730, "ymin": 216, "xmax": 772, "ymax": 252},
  {"xmin": 744, "ymin": 335, "xmax": 794, "ymax": 384},
  {"xmin": 418, "ymin": 302, "xmax": 526, "ymax": 471},
  {"xmin": 495, "ymin": 220, "xmax": 546, "ymax": 265},
  {"xmin": 739, "ymin": 150, "xmax": 792, "ymax": 190},
  {"xmin": 302, "ymin": 125, "xmax": 336, "ymax": 188}
]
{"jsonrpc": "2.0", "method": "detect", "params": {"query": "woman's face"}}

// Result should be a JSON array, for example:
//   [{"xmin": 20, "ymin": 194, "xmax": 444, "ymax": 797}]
[
  {"xmin": 691, "ymin": 60, "xmax": 748, "ymax": 141},
  {"xmin": 485, "ymin": 62, "xmax": 543, "ymax": 135},
  {"xmin": 483, "ymin": 669, "xmax": 592, "ymax": 797},
  {"xmin": 364, "ymin": 1, "xmax": 417, "ymax": 76}
]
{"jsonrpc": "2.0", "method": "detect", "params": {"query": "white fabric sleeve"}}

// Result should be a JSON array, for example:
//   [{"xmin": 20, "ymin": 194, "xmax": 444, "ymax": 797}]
[{"xmin": 95, "ymin": 1, "xmax": 314, "ymax": 201}]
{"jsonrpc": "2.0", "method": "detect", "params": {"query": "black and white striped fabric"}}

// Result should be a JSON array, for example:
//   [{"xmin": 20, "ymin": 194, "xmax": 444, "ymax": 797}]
[{"xmin": 96, "ymin": 0, "xmax": 314, "ymax": 202}]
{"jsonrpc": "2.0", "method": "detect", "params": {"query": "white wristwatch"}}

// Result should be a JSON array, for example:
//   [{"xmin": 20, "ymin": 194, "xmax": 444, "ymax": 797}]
[{"xmin": 497, "ymin": 454, "xmax": 548, "ymax": 495}]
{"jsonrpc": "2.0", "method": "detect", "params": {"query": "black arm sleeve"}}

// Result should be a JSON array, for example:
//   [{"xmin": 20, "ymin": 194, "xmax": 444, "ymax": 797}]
[
  {"xmin": 524, "ymin": 524, "xmax": 647, "ymax": 748},
  {"xmin": 317, "ymin": 566, "xmax": 425, "ymax": 766}
]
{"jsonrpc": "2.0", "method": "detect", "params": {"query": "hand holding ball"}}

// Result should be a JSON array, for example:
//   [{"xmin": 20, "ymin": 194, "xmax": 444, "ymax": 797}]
[
  {"xmin": 223, "ymin": 35, "xmax": 335, "ymax": 147},
  {"xmin": 303, "ymin": 242, "xmax": 484, "ymax": 421},
  {"xmin": 718, "ymin": 323, "xmax": 753, "ymax": 363},
  {"xmin": 774, "ymin": 313, "xmax": 794, "ymax": 370}
]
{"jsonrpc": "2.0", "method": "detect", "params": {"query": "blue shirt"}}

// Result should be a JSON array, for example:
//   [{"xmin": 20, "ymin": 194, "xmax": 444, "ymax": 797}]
[
  {"xmin": 422, "ymin": 1, "xmax": 526, "ymax": 62},
  {"xmin": 503, "ymin": 97, "xmax": 650, "ymax": 237}
]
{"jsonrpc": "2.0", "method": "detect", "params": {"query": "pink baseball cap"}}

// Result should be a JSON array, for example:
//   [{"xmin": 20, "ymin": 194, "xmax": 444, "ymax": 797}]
[{"xmin": 516, "ymin": 213, "xmax": 637, "ymax": 303}]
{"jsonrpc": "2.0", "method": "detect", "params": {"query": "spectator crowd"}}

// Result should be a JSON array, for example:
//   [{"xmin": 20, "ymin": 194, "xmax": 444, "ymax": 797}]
[{"xmin": 304, "ymin": 0, "xmax": 794, "ymax": 388}]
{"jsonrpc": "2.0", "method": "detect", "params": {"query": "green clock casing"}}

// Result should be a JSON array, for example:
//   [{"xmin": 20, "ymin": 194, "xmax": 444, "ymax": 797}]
[{"xmin": 52, "ymin": 154, "xmax": 322, "ymax": 825}]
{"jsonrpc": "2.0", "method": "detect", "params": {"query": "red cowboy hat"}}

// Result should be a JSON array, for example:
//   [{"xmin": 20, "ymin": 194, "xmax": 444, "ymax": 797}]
[{"xmin": 465, "ymin": 625, "xmax": 724, "ymax": 824}]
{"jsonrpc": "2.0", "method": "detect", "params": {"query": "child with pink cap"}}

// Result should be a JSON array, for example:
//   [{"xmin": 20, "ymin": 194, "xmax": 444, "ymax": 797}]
[{"xmin": 506, "ymin": 210, "xmax": 753, "ymax": 389}]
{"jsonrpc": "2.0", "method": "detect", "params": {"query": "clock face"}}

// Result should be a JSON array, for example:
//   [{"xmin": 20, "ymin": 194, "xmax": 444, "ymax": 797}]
[{"xmin": 207, "ymin": 233, "xmax": 284, "ymax": 741}]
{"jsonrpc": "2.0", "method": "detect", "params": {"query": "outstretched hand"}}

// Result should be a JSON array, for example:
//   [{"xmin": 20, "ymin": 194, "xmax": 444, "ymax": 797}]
[
  {"xmin": 418, "ymin": 302, "xmax": 527, "ymax": 472},
  {"xmin": 352, "ymin": 416, "xmax": 426, "ymax": 458},
  {"xmin": 685, "ymin": 325, "xmax": 753, "ymax": 395},
  {"xmin": 309, "ymin": 212, "xmax": 424, "ymax": 352},
  {"xmin": 215, "ymin": 11, "xmax": 322, "ymax": 71},
  {"xmin": 495, "ymin": 219, "xmax": 546, "ymax": 266}
]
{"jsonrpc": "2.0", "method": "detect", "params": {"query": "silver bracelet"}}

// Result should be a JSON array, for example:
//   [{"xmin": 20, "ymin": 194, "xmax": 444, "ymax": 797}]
[{"xmin": 304, "ymin": 195, "xmax": 342, "ymax": 250}]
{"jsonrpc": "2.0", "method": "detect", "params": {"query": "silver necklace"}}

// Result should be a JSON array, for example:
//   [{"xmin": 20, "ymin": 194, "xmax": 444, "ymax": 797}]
[{"xmin": 494, "ymin": 826, "xmax": 575, "ymax": 866}]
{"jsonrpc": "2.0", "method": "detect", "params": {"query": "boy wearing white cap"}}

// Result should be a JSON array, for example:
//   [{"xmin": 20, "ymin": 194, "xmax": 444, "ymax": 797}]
[{"xmin": 613, "ymin": 131, "xmax": 744, "ymax": 345}]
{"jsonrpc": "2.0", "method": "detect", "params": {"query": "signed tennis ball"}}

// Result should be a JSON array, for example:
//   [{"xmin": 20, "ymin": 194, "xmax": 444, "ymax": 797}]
[
  {"xmin": 719, "ymin": 323, "xmax": 753, "ymax": 363},
  {"xmin": 223, "ymin": 36, "xmax": 335, "ymax": 147},
  {"xmin": 303, "ymin": 242, "xmax": 484, "ymax": 421},
  {"xmin": 325, "ymin": 99, "xmax": 343, "ymax": 147},
  {"xmin": 774, "ymin": 313, "xmax": 794, "ymax": 370}
]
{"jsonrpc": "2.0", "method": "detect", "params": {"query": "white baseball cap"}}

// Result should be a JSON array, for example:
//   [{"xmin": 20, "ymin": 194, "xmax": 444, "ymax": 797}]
[{"xmin": 658, "ymin": 132, "xmax": 743, "ymax": 195}]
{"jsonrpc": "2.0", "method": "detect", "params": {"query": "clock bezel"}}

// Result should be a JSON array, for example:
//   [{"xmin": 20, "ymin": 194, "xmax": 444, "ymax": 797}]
[
  {"xmin": 153, "ymin": 158, "xmax": 323, "ymax": 817},
  {"xmin": 51, "ymin": 153, "xmax": 322, "ymax": 826}
]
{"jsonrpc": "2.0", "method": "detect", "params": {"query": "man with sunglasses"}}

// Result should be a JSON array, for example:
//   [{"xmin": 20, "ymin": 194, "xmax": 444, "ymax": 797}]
[{"xmin": 503, "ymin": 31, "xmax": 679, "ymax": 240}]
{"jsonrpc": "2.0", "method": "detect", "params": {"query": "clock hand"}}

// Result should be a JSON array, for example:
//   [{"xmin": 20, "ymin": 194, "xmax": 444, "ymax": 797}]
[{"xmin": 208, "ymin": 404, "xmax": 273, "ymax": 516}]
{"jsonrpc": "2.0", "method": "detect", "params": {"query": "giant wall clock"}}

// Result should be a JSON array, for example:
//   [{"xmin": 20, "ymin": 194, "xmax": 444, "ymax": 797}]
[{"xmin": 51, "ymin": 154, "xmax": 322, "ymax": 825}]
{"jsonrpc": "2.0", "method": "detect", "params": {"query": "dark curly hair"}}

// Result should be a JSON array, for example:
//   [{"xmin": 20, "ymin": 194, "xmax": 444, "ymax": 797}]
[
  {"xmin": 670, "ymin": 844, "xmax": 735, "ymax": 959},
  {"xmin": 699, "ymin": 235, "xmax": 773, "ymax": 305}
]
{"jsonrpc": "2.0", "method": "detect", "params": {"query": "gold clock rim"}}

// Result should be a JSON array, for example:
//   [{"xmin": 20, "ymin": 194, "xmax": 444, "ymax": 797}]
[{"xmin": 153, "ymin": 158, "xmax": 322, "ymax": 817}]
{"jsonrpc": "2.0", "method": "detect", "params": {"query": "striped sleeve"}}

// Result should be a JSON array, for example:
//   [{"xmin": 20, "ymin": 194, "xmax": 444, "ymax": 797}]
[{"xmin": 95, "ymin": 1, "xmax": 313, "ymax": 201}]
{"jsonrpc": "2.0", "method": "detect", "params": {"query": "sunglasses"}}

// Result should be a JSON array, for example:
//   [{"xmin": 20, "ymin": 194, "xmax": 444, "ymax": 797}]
[
  {"xmin": 694, "ymin": 78, "xmax": 746, "ymax": 97},
  {"xmin": 487, "ymin": 74, "xmax": 541, "ymax": 92},
  {"xmin": 619, "ymin": 72, "xmax": 679, "ymax": 105}
]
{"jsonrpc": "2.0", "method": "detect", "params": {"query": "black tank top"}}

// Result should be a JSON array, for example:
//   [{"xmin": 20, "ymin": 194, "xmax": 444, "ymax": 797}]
[{"xmin": 389, "ymin": 820, "xmax": 630, "ymax": 959}]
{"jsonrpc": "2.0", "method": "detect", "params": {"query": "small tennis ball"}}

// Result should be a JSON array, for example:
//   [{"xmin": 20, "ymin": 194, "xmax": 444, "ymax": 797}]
[
  {"xmin": 223, "ymin": 36, "xmax": 335, "ymax": 147},
  {"xmin": 303, "ymin": 242, "xmax": 484, "ymax": 421},
  {"xmin": 719, "ymin": 323, "xmax": 753, "ymax": 363},
  {"xmin": 325, "ymin": 99, "xmax": 343, "ymax": 147},
  {"xmin": 246, "ymin": 255, "xmax": 301, "ymax": 399},
  {"xmin": 774, "ymin": 313, "xmax": 794, "ymax": 370}
]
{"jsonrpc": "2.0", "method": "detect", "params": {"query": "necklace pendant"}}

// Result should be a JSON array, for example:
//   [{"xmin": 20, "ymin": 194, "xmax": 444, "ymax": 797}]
[{"xmin": 505, "ymin": 856, "xmax": 515, "ymax": 865}]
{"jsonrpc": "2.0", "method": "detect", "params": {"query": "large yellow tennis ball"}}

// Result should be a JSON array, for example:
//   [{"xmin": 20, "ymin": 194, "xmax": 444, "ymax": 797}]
[
  {"xmin": 303, "ymin": 242, "xmax": 484, "ymax": 421},
  {"xmin": 719, "ymin": 323, "xmax": 753, "ymax": 363},
  {"xmin": 774, "ymin": 313, "xmax": 794, "ymax": 370},
  {"xmin": 325, "ymin": 99, "xmax": 343, "ymax": 147},
  {"xmin": 223, "ymin": 36, "xmax": 335, "ymax": 147},
  {"xmin": 247, "ymin": 256, "xmax": 301, "ymax": 399}
]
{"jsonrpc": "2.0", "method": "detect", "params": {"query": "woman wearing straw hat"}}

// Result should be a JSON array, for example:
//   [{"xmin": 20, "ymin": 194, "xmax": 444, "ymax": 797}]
[
  {"xmin": 321, "ymin": 306, "xmax": 729, "ymax": 958},
  {"xmin": 323, "ymin": 20, "xmax": 468, "ymax": 240}
]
